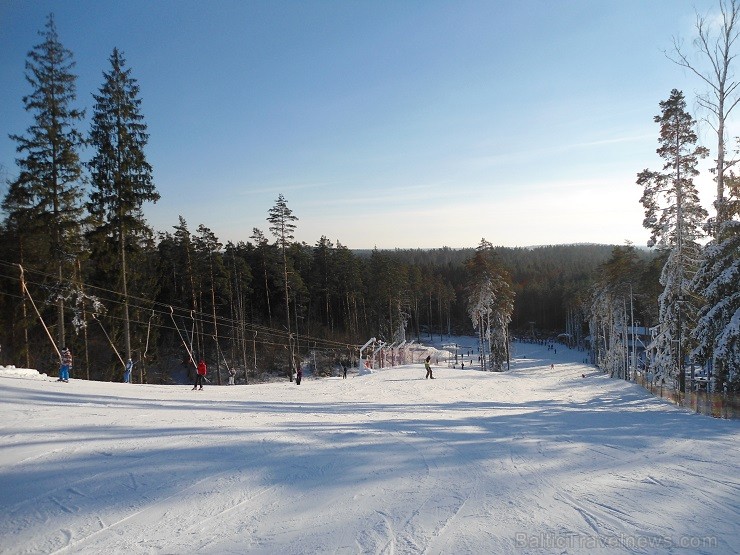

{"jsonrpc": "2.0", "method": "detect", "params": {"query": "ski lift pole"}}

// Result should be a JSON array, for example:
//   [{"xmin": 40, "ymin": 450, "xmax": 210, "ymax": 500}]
[
  {"xmin": 189, "ymin": 309, "xmax": 197, "ymax": 358},
  {"xmin": 358, "ymin": 337, "xmax": 376, "ymax": 370},
  {"xmin": 142, "ymin": 309, "xmax": 155, "ymax": 382},
  {"xmin": 92, "ymin": 313, "xmax": 126, "ymax": 369},
  {"xmin": 372, "ymin": 341, "xmax": 384, "ymax": 369},
  {"xmin": 252, "ymin": 330, "xmax": 257, "ymax": 381},
  {"xmin": 347, "ymin": 344, "xmax": 355, "ymax": 373},
  {"xmin": 18, "ymin": 264, "xmax": 61, "ymax": 362},
  {"xmin": 213, "ymin": 335, "xmax": 231, "ymax": 373},
  {"xmin": 170, "ymin": 306, "xmax": 196, "ymax": 368}
]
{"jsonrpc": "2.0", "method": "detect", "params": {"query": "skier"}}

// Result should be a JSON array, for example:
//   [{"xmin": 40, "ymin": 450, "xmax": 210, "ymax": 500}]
[
  {"xmin": 228, "ymin": 367, "xmax": 236, "ymax": 385},
  {"xmin": 425, "ymin": 356, "xmax": 434, "ymax": 379},
  {"xmin": 58, "ymin": 347, "xmax": 72, "ymax": 383},
  {"xmin": 342, "ymin": 364, "xmax": 347, "ymax": 379},
  {"xmin": 296, "ymin": 366, "xmax": 302, "ymax": 385},
  {"xmin": 124, "ymin": 358, "xmax": 133, "ymax": 383},
  {"xmin": 193, "ymin": 358, "xmax": 207, "ymax": 390}
]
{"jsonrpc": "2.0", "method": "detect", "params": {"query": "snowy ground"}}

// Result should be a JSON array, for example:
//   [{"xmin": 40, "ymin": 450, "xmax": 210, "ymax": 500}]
[{"xmin": 1, "ymin": 341, "xmax": 738, "ymax": 554}]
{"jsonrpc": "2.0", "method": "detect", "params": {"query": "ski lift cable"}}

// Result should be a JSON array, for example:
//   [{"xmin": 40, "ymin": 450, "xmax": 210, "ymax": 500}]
[
  {"xmin": 3, "ymin": 265, "xmax": 346, "ymax": 347},
  {"xmin": 4, "ymin": 259, "xmax": 363, "ymax": 352},
  {"xmin": 0, "ymin": 280, "xmax": 351, "ymax": 354}
]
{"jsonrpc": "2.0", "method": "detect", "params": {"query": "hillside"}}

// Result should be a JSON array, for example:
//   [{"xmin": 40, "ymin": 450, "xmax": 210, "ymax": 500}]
[{"xmin": 1, "ymin": 341, "xmax": 738, "ymax": 554}]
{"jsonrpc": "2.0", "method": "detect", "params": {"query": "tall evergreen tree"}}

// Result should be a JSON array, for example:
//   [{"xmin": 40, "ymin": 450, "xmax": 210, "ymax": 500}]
[
  {"xmin": 691, "ymin": 173, "xmax": 740, "ymax": 391},
  {"xmin": 407, "ymin": 265, "xmax": 425, "ymax": 341},
  {"xmin": 87, "ymin": 48, "xmax": 158, "ymax": 364},
  {"xmin": 368, "ymin": 249, "xmax": 409, "ymax": 343},
  {"xmin": 333, "ymin": 242, "xmax": 365, "ymax": 339},
  {"xmin": 309, "ymin": 236, "xmax": 336, "ymax": 333},
  {"xmin": 465, "ymin": 239, "xmax": 515, "ymax": 371},
  {"xmin": 249, "ymin": 227, "xmax": 279, "ymax": 327},
  {"xmin": 589, "ymin": 245, "xmax": 644, "ymax": 379},
  {"xmin": 194, "ymin": 224, "xmax": 225, "ymax": 384},
  {"xmin": 637, "ymin": 89, "xmax": 709, "ymax": 390},
  {"xmin": 267, "ymin": 194, "xmax": 298, "ymax": 379},
  {"xmin": 173, "ymin": 216, "xmax": 202, "ymax": 361},
  {"xmin": 224, "ymin": 241, "xmax": 254, "ymax": 381},
  {"xmin": 4, "ymin": 14, "xmax": 86, "ymax": 352}
]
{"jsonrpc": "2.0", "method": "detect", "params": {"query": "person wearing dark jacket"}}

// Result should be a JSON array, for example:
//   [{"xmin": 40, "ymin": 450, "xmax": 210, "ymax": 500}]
[
  {"xmin": 193, "ymin": 359, "xmax": 207, "ymax": 390},
  {"xmin": 425, "ymin": 356, "xmax": 434, "ymax": 379}
]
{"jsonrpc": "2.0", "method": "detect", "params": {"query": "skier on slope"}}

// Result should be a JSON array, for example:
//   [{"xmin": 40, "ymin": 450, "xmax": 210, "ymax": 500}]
[
  {"xmin": 124, "ymin": 358, "xmax": 133, "ymax": 383},
  {"xmin": 425, "ymin": 356, "xmax": 434, "ymax": 379},
  {"xmin": 58, "ymin": 347, "xmax": 72, "ymax": 383},
  {"xmin": 193, "ymin": 358, "xmax": 207, "ymax": 390}
]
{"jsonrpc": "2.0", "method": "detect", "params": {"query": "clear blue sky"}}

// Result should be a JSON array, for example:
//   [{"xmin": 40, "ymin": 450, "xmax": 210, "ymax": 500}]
[{"xmin": 0, "ymin": 0, "xmax": 725, "ymax": 249}]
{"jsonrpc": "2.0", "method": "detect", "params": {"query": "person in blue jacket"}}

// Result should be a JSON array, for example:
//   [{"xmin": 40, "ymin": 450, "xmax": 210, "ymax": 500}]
[{"xmin": 124, "ymin": 358, "xmax": 133, "ymax": 383}]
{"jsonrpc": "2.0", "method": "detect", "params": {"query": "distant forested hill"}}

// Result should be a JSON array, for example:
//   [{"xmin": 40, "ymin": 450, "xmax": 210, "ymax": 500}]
[{"xmin": 363, "ymin": 244, "xmax": 654, "ymax": 333}]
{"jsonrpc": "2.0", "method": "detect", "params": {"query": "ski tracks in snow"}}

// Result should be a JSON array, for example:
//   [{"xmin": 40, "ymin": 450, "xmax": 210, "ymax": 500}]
[
  {"xmin": 362, "ymin": 422, "xmax": 498, "ymax": 555},
  {"xmin": 2, "ymin": 348, "xmax": 739, "ymax": 554},
  {"xmin": 47, "ymin": 438, "xmax": 293, "ymax": 554},
  {"xmin": 505, "ymin": 433, "xmax": 643, "ymax": 549}
]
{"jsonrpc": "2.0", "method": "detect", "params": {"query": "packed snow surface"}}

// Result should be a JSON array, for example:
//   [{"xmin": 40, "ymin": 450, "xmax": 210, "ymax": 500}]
[{"xmin": 1, "ymin": 342, "xmax": 738, "ymax": 554}]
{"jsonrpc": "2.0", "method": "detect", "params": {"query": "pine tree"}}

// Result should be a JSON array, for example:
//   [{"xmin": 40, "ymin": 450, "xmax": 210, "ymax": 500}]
[
  {"xmin": 309, "ymin": 236, "xmax": 334, "ymax": 332},
  {"xmin": 4, "ymin": 14, "xmax": 86, "ymax": 353},
  {"xmin": 368, "ymin": 249, "xmax": 409, "ymax": 343},
  {"xmin": 224, "ymin": 241, "xmax": 254, "ymax": 381},
  {"xmin": 267, "ymin": 194, "xmax": 298, "ymax": 379},
  {"xmin": 465, "ymin": 239, "xmax": 515, "ymax": 371},
  {"xmin": 194, "ymin": 224, "xmax": 225, "ymax": 384},
  {"xmin": 691, "ymin": 174, "xmax": 740, "ymax": 391},
  {"xmin": 333, "ymin": 242, "xmax": 365, "ymax": 339},
  {"xmin": 407, "ymin": 265, "xmax": 425, "ymax": 341},
  {"xmin": 87, "ymin": 48, "xmax": 158, "ymax": 365},
  {"xmin": 589, "ymin": 245, "xmax": 643, "ymax": 378},
  {"xmin": 636, "ymin": 89, "xmax": 709, "ymax": 390},
  {"xmin": 173, "ymin": 216, "xmax": 202, "ymax": 361}
]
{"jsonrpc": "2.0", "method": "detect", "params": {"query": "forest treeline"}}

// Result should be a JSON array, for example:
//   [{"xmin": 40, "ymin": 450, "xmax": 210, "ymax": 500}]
[
  {"xmin": 0, "ymin": 214, "xmax": 634, "ymax": 383},
  {"xmin": 2, "ymin": 12, "xmax": 738, "ymax": 392}
]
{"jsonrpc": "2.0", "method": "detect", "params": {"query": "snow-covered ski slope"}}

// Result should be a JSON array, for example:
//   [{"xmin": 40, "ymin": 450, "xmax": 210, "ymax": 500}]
[{"xmin": 1, "ymin": 342, "xmax": 738, "ymax": 554}]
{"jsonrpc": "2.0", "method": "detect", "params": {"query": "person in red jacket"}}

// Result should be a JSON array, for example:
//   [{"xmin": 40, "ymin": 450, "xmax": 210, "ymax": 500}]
[{"xmin": 193, "ymin": 358, "xmax": 207, "ymax": 390}]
